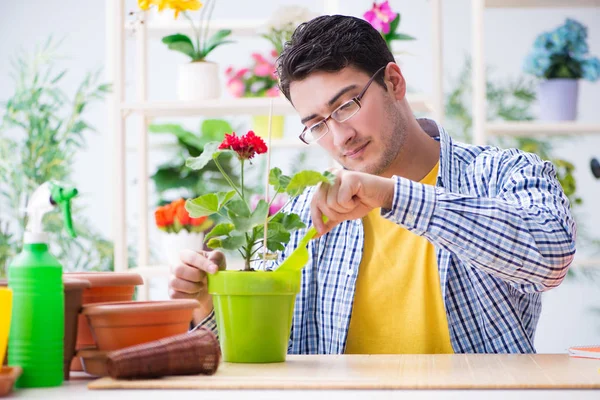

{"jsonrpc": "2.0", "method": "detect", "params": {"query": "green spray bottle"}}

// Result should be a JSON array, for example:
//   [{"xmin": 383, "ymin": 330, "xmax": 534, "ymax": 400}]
[{"xmin": 8, "ymin": 181, "xmax": 77, "ymax": 388}]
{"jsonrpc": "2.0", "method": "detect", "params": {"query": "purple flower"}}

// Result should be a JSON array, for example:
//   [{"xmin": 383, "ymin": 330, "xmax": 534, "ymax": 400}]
[{"xmin": 363, "ymin": 1, "xmax": 397, "ymax": 34}]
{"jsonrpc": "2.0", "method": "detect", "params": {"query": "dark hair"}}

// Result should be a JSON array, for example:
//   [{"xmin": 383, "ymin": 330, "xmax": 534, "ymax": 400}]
[{"xmin": 277, "ymin": 15, "xmax": 395, "ymax": 101}]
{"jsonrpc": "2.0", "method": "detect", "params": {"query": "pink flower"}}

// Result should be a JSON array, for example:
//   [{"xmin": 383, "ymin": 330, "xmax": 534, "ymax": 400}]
[
  {"xmin": 363, "ymin": 1, "xmax": 397, "ymax": 34},
  {"xmin": 227, "ymin": 78, "xmax": 244, "ymax": 98},
  {"xmin": 271, "ymin": 49, "xmax": 279, "ymax": 58},
  {"xmin": 266, "ymin": 86, "xmax": 280, "ymax": 97},
  {"xmin": 225, "ymin": 66, "xmax": 234, "ymax": 76},
  {"xmin": 254, "ymin": 63, "xmax": 273, "ymax": 77}
]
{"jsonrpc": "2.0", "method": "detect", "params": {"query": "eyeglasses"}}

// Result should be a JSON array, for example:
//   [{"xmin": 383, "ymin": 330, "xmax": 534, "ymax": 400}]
[{"xmin": 299, "ymin": 66, "xmax": 386, "ymax": 145}]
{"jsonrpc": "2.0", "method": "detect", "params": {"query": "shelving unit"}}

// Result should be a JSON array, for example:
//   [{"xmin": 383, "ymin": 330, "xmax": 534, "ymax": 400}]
[
  {"xmin": 470, "ymin": 0, "xmax": 600, "ymax": 271},
  {"xmin": 106, "ymin": 0, "xmax": 446, "ymax": 299},
  {"xmin": 471, "ymin": 0, "xmax": 600, "ymax": 146}
]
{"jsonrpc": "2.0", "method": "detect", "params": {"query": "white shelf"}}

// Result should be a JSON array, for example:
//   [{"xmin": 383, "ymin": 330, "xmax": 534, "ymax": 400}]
[
  {"xmin": 485, "ymin": 0, "xmax": 600, "ymax": 8},
  {"xmin": 122, "ymin": 93, "xmax": 433, "ymax": 118},
  {"xmin": 127, "ymin": 18, "xmax": 268, "ymax": 38},
  {"xmin": 127, "ymin": 137, "xmax": 308, "ymax": 151},
  {"xmin": 486, "ymin": 122, "xmax": 600, "ymax": 137}
]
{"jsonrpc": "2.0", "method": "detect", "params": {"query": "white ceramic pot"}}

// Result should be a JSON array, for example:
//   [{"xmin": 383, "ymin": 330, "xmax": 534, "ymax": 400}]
[
  {"xmin": 177, "ymin": 61, "xmax": 221, "ymax": 101},
  {"xmin": 162, "ymin": 231, "xmax": 205, "ymax": 269},
  {"xmin": 538, "ymin": 78, "xmax": 579, "ymax": 121}
]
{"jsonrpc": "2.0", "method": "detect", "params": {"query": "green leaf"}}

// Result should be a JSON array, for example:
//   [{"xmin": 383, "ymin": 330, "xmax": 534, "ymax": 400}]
[
  {"xmin": 285, "ymin": 170, "xmax": 336, "ymax": 196},
  {"xmin": 162, "ymin": 34, "xmax": 196, "ymax": 59},
  {"xmin": 218, "ymin": 190, "xmax": 236, "ymax": 208},
  {"xmin": 207, "ymin": 234, "xmax": 245, "ymax": 250},
  {"xmin": 201, "ymin": 29, "xmax": 233, "ymax": 58},
  {"xmin": 269, "ymin": 167, "xmax": 291, "ymax": 192},
  {"xmin": 204, "ymin": 222, "xmax": 235, "ymax": 241},
  {"xmin": 186, "ymin": 141, "xmax": 220, "ymax": 170},
  {"xmin": 185, "ymin": 194, "xmax": 219, "ymax": 217},
  {"xmin": 388, "ymin": 14, "xmax": 400, "ymax": 35},
  {"xmin": 279, "ymin": 212, "xmax": 306, "ymax": 231},
  {"xmin": 201, "ymin": 119, "xmax": 232, "ymax": 143},
  {"xmin": 254, "ymin": 222, "xmax": 291, "ymax": 252},
  {"xmin": 225, "ymin": 199, "xmax": 251, "ymax": 217},
  {"xmin": 387, "ymin": 32, "xmax": 416, "ymax": 41},
  {"xmin": 149, "ymin": 123, "xmax": 204, "ymax": 151}
]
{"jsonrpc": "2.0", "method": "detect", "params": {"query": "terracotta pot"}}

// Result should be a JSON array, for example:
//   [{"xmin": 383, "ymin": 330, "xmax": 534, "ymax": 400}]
[
  {"xmin": 77, "ymin": 348, "xmax": 108, "ymax": 377},
  {"xmin": 63, "ymin": 272, "xmax": 143, "ymax": 370},
  {"xmin": 62, "ymin": 278, "xmax": 90, "ymax": 380},
  {"xmin": 82, "ymin": 300, "xmax": 198, "ymax": 351},
  {"xmin": 0, "ymin": 366, "xmax": 22, "ymax": 397},
  {"xmin": 0, "ymin": 280, "xmax": 6, "ymax": 367}
]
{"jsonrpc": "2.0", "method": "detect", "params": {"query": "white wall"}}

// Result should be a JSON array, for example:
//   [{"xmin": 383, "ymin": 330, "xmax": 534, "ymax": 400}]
[{"xmin": 0, "ymin": 0, "xmax": 598, "ymax": 352}]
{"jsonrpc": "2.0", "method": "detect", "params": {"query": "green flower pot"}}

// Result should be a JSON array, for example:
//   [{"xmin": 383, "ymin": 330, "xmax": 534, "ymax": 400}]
[
  {"xmin": 208, "ymin": 269, "xmax": 301, "ymax": 363},
  {"xmin": 252, "ymin": 115, "xmax": 285, "ymax": 139}
]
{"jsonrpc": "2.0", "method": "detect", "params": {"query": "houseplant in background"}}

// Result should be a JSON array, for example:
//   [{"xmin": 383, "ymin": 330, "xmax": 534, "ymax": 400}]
[
  {"xmin": 363, "ymin": 1, "xmax": 415, "ymax": 53},
  {"xmin": 523, "ymin": 18, "xmax": 600, "ymax": 121},
  {"xmin": 0, "ymin": 38, "xmax": 115, "ymax": 277},
  {"xmin": 149, "ymin": 118, "xmax": 241, "ymax": 205},
  {"xmin": 261, "ymin": 5, "xmax": 318, "ymax": 55},
  {"xmin": 137, "ymin": 0, "xmax": 234, "ymax": 100},
  {"xmin": 225, "ymin": 51, "xmax": 284, "ymax": 139},
  {"xmin": 155, "ymin": 198, "xmax": 213, "ymax": 268},
  {"xmin": 184, "ymin": 130, "xmax": 334, "ymax": 362}
]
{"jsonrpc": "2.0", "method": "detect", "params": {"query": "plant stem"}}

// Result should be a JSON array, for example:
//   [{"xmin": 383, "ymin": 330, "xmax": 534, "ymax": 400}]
[
  {"xmin": 183, "ymin": 11, "xmax": 202, "ymax": 60},
  {"xmin": 201, "ymin": 0, "xmax": 218, "ymax": 57},
  {"xmin": 240, "ymin": 159, "xmax": 245, "ymax": 201},
  {"xmin": 213, "ymin": 156, "xmax": 243, "ymax": 200}
]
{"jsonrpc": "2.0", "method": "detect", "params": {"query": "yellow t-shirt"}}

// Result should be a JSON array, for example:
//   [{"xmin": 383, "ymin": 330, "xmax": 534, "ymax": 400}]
[{"xmin": 345, "ymin": 162, "xmax": 453, "ymax": 354}]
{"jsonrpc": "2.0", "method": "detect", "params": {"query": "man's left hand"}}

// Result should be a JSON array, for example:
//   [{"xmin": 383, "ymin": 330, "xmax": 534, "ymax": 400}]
[{"xmin": 311, "ymin": 169, "xmax": 395, "ymax": 236}]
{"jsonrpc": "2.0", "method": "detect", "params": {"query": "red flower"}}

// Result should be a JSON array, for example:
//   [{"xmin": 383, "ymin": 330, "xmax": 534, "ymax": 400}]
[{"xmin": 218, "ymin": 131, "xmax": 268, "ymax": 160}]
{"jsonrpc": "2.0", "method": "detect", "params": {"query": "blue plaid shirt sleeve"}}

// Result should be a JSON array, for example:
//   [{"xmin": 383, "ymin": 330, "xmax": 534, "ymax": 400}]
[
  {"xmin": 194, "ymin": 309, "xmax": 218, "ymax": 337},
  {"xmin": 382, "ymin": 150, "xmax": 576, "ymax": 293}
]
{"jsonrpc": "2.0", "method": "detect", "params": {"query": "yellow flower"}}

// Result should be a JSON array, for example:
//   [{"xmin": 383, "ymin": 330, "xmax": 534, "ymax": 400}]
[
  {"xmin": 168, "ymin": 0, "xmax": 203, "ymax": 18},
  {"xmin": 137, "ymin": 0, "xmax": 154, "ymax": 10},
  {"xmin": 153, "ymin": 0, "xmax": 169, "ymax": 12}
]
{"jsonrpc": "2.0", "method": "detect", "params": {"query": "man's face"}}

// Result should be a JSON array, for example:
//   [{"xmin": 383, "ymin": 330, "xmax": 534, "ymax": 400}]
[{"xmin": 289, "ymin": 66, "xmax": 407, "ymax": 176}]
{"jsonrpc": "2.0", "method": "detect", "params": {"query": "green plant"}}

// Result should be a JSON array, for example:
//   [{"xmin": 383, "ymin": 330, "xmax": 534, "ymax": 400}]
[
  {"xmin": 138, "ymin": 0, "xmax": 233, "ymax": 62},
  {"xmin": 149, "ymin": 119, "xmax": 244, "ymax": 205},
  {"xmin": 445, "ymin": 57, "xmax": 581, "ymax": 205},
  {"xmin": 261, "ymin": 6, "xmax": 317, "ymax": 55},
  {"xmin": 0, "ymin": 38, "xmax": 113, "ymax": 277},
  {"xmin": 184, "ymin": 131, "xmax": 334, "ymax": 270}
]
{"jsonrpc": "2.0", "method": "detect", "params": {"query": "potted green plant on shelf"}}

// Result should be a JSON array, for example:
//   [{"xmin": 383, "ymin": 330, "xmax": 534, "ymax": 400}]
[
  {"xmin": 149, "ymin": 118, "xmax": 242, "ymax": 205},
  {"xmin": 225, "ymin": 51, "xmax": 285, "ymax": 139},
  {"xmin": 185, "ymin": 130, "xmax": 334, "ymax": 363},
  {"xmin": 363, "ymin": 1, "xmax": 415, "ymax": 53},
  {"xmin": 137, "ymin": 0, "xmax": 234, "ymax": 100},
  {"xmin": 523, "ymin": 18, "xmax": 600, "ymax": 121}
]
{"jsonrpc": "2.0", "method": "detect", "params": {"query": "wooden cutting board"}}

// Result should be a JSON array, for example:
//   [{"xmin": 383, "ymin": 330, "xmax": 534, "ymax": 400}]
[{"xmin": 88, "ymin": 354, "xmax": 600, "ymax": 390}]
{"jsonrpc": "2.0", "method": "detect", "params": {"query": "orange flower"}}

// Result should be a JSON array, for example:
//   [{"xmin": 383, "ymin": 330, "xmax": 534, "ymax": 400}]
[
  {"xmin": 176, "ymin": 202, "xmax": 192, "ymax": 225},
  {"xmin": 190, "ymin": 215, "xmax": 208, "ymax": 226}
]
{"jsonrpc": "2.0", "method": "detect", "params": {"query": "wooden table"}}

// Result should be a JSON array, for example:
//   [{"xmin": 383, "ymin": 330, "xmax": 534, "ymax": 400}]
[{"xmin": 10, "ymin": 354, "xmax": 600, "ymax": 399}]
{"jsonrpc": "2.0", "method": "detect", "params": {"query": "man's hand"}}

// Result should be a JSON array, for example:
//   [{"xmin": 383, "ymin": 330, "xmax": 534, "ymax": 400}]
[
  {"xmin": 169, "ymin": 250, "xmax": 226, "ymax": 325},
  {"xmin": 311, "ymin": 169, "xmax": 395, "ymax": 236}
]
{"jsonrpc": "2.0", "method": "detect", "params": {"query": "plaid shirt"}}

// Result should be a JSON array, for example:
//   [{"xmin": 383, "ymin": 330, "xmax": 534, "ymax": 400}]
[{"xmin": 200, "ymin": 119, "xmax": 576, "ymax": 354}]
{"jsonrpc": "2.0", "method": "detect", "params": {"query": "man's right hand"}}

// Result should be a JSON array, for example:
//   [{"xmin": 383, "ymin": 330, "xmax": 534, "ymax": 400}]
[{"xmin": 168, "ymin": 249, "xmax": 226, "ymax": 325}]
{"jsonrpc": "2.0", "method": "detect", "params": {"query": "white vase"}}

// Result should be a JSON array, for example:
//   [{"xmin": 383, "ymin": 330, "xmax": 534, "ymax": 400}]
[
  {"xmin": 161, "ymin": 231, "xmax": 205, "ymax": 269},
  {"xmin": 538, "ymin": 78, "xmax": 579, "ymax": 121},
  {"xmin": 177, "ymin": 61, "xmax": 221, "ymax": 101}
]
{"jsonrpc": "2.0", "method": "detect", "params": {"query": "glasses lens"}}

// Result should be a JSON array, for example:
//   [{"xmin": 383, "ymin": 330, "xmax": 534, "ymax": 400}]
[
  {"xmin": 333, "ymin": 100, "xmax": 360, "ymax": 122},
  {"xmin": 305, "ymin": 121, "xmax": 328, "ymax": 143}
]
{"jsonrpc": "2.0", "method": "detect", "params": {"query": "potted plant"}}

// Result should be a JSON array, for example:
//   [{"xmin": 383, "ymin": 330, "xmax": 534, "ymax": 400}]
[
  {"xmin": 225, "ymin": 51, "xmax": 285, "ymax": 139},
  {"xmin": 149, "ymin": 119, "xmax": 241, "ymax": 205},
  {"xmin": 523, "ymin": 18, "xmax": 600, "ymax": 121},
  {"xmin": 137, "ymin": 0, "xmax": 234, "ymax": 100},
  {"xmin": 185, "ymin": 130, "xmax": 334, "ymax": 362},
  {"xmin": 155, "ymin": 198, "xmax": 213, "ymax": 268},
  {"xmin": 362, "ymin": 1, "xmax": 416, "ymax": 53}
]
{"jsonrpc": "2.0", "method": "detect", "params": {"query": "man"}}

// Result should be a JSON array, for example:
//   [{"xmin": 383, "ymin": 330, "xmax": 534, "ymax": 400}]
[{"xmin": 169, "ymin": 15, "xmax": 576, "ymax": 354}]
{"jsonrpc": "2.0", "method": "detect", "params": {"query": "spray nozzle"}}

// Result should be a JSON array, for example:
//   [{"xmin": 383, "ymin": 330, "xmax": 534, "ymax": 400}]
[{"xmin": 49, "ymin": 183, "xmax": 78, "ymax": 238}]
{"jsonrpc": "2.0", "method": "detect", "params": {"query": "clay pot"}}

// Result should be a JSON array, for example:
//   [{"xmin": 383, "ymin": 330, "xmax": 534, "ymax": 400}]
[
  {"xmin": 82, "ymin": 300, "xmax": 198, "ymax": 351},
  {"xmin": 0, "ymin": 280, "xmax": 6, "ymax": 367},
  {"xmin": 0, "ymin": 366, "xmax": 22, "ymax": 397},
  {"xmin": 63, "ymin": 272, "xmax": 143, "ymax": 370},
  {"xmin": 77, "ymin": 348, "xmax": 109, "ymax": 377},
  {"xmin": 62, "ymin": 278, "xmax": 90, "ymax": 380}
]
